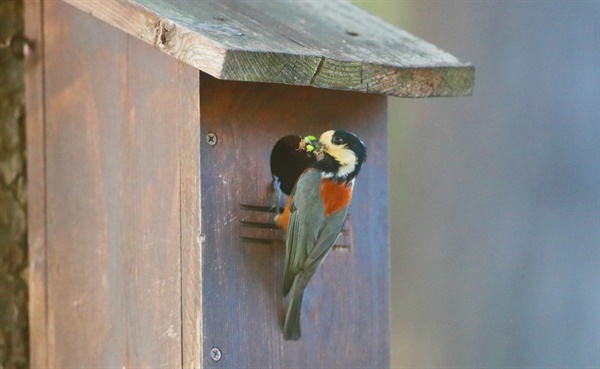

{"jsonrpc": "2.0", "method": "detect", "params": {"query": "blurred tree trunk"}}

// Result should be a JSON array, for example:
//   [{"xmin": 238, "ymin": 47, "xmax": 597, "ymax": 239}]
[{"xmin": 0, "ymin": 0, "xmax": 28, "ymax": 368}]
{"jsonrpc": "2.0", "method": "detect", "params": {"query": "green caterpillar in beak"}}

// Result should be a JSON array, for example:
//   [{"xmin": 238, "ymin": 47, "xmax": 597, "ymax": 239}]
[{"xmin": 298, "ymin": 135, "xmax": 322, "ymax": 156}]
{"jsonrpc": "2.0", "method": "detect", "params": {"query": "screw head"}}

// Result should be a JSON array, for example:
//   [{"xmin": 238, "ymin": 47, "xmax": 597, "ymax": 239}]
[
  {"xmin": 206, "ymin": 132, "xmax": 218, "ymax": 146},
  {"xmin": 210, "ymin": 347, "xmax": 222, "ymax": 362}
]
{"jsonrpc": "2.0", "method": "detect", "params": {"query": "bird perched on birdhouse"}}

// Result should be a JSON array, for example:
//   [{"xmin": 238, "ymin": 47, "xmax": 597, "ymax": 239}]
[{"xmin": 275, "ymin": 130, "xmax": 367, "ymax": 340}]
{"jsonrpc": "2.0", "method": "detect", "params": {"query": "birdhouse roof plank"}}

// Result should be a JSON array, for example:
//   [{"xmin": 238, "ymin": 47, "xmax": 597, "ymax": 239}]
[{"xmin": 63, "ymin": 0, "xmax": 474, "ymax": 97}]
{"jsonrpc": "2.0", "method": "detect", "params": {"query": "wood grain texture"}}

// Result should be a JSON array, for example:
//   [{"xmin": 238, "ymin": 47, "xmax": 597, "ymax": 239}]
[
  {"xmin": 42, "ymin": 1, "xmax": 193, "ymax": 367},
  {"xmin": 24, "ymin": 0, "xmax": 48, "ymax": 367},
  {"xmin": 178, "ymin": 63, "xmax": 203, "ymax": 369},
  {"xmin": 200, "ymin": 73, "xmax": 389, "ymax": 368},
  {"xmin": 61, "ymin": 0, "xmax": 474, "ymax": 97}
]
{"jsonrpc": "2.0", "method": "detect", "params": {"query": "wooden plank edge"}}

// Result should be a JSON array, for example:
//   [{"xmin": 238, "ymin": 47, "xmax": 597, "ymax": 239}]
[
  {"xmin": 24, "ymin": 0, "xmax": 48, "ymax": 367},
  {"xmin": 61, "ymin": 0, "xmax": 228, "ymax": 78},
  {"xmin": 179, "ymin": 66, "xmax": 203, "ymax": 368},
  {"xmin": 222, "ymin": 51, "xmax": 475, "ymax": 97}
]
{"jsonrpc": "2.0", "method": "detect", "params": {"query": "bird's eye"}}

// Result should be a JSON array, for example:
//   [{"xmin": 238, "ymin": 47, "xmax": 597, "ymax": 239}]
[{"xmin": 333, "ymin": 136, "xmax": 344, "ymax": 145}]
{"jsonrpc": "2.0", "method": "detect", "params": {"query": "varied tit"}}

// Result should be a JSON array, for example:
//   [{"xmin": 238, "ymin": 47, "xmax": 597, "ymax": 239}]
[{"xmin": 274, "ymin": 129, "xmax": 367, "ymax": 341}]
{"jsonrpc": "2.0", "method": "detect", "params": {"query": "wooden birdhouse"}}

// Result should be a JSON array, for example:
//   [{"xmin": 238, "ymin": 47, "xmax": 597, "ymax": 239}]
[{"xmin": 24, "ymin": 0, "xmax": 473, "ymax": 368}]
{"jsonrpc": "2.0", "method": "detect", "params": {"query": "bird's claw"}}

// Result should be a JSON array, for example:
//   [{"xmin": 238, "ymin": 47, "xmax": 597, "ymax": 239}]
[{"xmin": 270, "ymin": 175, "xmax": 282, "ymax": 214}]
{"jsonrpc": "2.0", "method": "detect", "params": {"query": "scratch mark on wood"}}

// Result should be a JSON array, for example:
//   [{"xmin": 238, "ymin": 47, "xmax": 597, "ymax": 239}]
[{"xmin": 309, "ymin": 56, "xmax": 325, "ymax": 86}]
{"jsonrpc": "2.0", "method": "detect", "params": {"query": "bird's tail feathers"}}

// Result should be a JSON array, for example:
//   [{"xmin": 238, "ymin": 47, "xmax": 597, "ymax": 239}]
[{"xmin": 283, "ymin": 273, "xmax": 307, "ymax": 341}]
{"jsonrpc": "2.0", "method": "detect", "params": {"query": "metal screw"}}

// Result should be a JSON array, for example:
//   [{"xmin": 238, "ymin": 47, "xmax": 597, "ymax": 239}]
[
  {"xmin": 206, "ymin": 132, "xmax": 218, "ymax": 146},
  {"xmin": 210, "ymin": 347, "xmax": 222, "ymax": 362}
]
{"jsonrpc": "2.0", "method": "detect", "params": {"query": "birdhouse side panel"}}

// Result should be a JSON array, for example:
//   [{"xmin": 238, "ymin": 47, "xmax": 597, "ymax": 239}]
[
  {"xmin": 38, "ymin": 1, "xmax": 199, "ymax": 367},
  {"xmin": 199, "ymin": 73, "xmax": 390, "ymax": 368}
]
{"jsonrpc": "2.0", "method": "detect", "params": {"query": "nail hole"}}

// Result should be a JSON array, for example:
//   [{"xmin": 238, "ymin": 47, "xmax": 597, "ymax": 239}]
[
  {"xmin": 270, "ymin": 135, "xmax": 316, "ymax": 196},
  {"xmin": 345, "ymin": 30, "xmax": 359, "ymax": 37}
]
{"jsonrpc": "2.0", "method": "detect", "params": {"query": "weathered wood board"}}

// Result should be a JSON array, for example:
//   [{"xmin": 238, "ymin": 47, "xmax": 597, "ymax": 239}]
[
  {"xmin": 62, "ymin": 0, "xmax": 474, "ymax": 97},
  {"xmin": 24, "ymin": 0, "xmax": 48, "ymax": 367},
  {"xmin": 200, "ymin": 73, "xmax": 390, "ymax": 368},
  {"xmin": 37, "ymin": 1, "xmax": 199, "ymax": 367}
]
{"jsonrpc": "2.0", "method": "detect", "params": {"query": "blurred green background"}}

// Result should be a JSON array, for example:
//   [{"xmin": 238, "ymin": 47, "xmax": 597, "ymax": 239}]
[{"xmin": 353, "ymin": 1, "xmax": 599, "ymax": 367}]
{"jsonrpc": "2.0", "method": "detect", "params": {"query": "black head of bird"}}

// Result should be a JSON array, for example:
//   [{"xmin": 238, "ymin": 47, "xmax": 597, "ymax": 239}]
[{"xmin": 314, "ymin": 130, "xmax": 367, "ymax": 183}]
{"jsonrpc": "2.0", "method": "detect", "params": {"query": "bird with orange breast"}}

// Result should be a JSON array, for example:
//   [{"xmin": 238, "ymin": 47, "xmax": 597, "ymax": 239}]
[{"xmin": 275, "ymin": 129, "xmax": 367, "ymax": 341}]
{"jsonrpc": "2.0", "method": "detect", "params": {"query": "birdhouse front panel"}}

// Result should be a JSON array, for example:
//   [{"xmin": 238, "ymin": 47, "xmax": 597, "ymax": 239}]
[
  {"xmin": 29, "ymin": 1, "xmax": 200, "ymax": 367},
  {"xmin": 199, "ymin": 73, "xmax": 389, "ymax": 368}
]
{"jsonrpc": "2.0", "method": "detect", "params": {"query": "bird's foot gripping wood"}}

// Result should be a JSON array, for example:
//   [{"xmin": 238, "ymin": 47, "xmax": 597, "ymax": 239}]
[{"xmin": 270, "ymin": 175, "xmax": 283, "ymax": 214}]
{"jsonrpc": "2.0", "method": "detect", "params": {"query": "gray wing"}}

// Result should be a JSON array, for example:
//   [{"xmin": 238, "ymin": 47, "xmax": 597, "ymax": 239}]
[
  {"xmin": 282, "ymin": 170, "xmax": 349, "ymax": 295},
  {"xmin": 304, "ymin": 209, "xmax": 347, "ymax": 274}
]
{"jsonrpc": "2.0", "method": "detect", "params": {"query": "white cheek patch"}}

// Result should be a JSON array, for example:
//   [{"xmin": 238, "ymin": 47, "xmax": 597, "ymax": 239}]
[
  {"xmin": 319, "ymin": 130, "xmax": 334, "ymax": 146},
  {"xmin": 337, "ymin": 159, "xmax": 356, "ymax": 178},
  {"xmin": 326, "ymin": 145, "xmax": 357, "ymax": 178}
]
